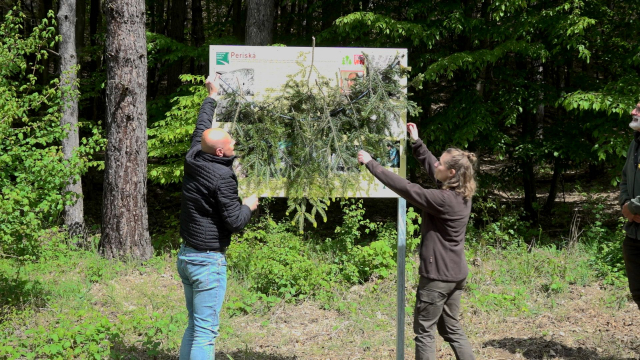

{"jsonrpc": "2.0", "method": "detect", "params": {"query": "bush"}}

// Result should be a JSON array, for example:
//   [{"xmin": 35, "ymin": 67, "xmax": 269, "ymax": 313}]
[
  {"xmin": 0, "ymin": 309, "xmax": 120, "ymax": 359},
  {"xmin": 0, "ymin": 9, "xmax": 103, "ymax": 261},
  {"xmin": 227, "ymin": 218, "xmax": 334, "ymax": 299},
  {"xmin": 467, "ymin": 197, "xmax": 532, "ymax": 249}
]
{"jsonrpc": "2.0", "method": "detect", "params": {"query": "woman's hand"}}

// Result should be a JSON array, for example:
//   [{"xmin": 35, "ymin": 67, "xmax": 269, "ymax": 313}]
[
  {"xmin": 357, "ymin": 150, "xmax": 373, "ymax": 165},
  {"xmin": 407, "ymin": 122, "xmax": 419, "ymax": 141}
]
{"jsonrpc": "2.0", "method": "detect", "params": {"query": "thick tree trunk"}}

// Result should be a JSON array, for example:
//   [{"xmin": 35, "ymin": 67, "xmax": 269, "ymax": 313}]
[
  {"xmin": 544, "ymin": 159, "xmax": 562, "ymax": 214},
  {"xmin": 89, "ymin": 0, "xmax": 103, "ymax": 122},
  {"xmin": 101, "ymin": 0, "xmax": 153, "ymax": 260},
  {"xmin": 76, "ymin": 0, "xmax": 86, "ymax": 54},
  {"xmin": 89, "ymin": 0, "xmax": 101, "ymax": 47},
  {"xmin": 520, "ymin": 111, "xmax": 538, "ymax": 222},
  {"xmin": 167, "ymin": 0, "xmax": 186, "ymax": 93},
  {"xmin": 321, "ymin": 0, "xmax": 340, "ymax": 31},
  {"xmin": 245, "ymin": 0, "xmax": 275, "ymax": 45},
  {"xmin": 305, "ymin": 0, "xmax": 314, "ymax": 37},
  {"xmin": 191, "ymin": 0, "xmax": 205, "ymax": 74},
  {"xmin": 58, "ymin": 0, "xmax": 85, "ymax": 239},
  {"xmin": 232, "ymin": 0, "xmax": 244, "ymax": 40}
]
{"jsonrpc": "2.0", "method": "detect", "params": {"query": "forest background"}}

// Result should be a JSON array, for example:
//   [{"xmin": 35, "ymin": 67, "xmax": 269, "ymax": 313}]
[{"xmin": 1, "ymin": 0, "xmax": 640, "ymax": 358}]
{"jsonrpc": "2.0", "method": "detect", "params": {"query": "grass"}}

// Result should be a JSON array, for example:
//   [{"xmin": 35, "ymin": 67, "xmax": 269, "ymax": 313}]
[{"xmin": 0, "ymin": 238, "xmax": 637, "ymax": 359}]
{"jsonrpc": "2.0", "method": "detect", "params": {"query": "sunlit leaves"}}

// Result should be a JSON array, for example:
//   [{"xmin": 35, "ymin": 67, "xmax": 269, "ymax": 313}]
[{"xmin": 0, "ymin": 9, "xmax": 103, "ymax": 260}]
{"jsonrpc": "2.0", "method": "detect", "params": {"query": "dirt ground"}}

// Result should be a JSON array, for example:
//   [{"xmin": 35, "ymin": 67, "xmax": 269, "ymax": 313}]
[{"xmin": 205, "ymin": 282, "xmax": 640, "ymax": 360}]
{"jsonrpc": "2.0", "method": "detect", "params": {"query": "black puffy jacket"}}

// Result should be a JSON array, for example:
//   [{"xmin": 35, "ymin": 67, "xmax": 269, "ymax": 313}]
[{"xmin": 179, "ymin": 97, "xmax": 252, "ymax": 251}]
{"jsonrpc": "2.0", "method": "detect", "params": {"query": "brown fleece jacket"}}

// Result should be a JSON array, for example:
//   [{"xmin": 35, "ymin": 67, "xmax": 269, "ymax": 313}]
[{"xmin": 364, "ymin": 139, "xmax": 471, "ymax": 281}]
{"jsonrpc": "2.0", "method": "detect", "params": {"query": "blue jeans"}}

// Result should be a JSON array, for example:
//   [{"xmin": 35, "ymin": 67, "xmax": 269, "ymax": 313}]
[{"xmin": 177, "ymin": 244, "xmax": 228, "ymax": 360}]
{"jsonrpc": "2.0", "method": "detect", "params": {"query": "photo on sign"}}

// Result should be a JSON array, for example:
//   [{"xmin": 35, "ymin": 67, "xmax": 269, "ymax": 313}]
[
  {"xmin": 340, "ymin": 70, "xmax": 365, "ymax": 94},
  {"xmin": 217, "ymin": 68, "xmax": 255, "ymax": 96}
]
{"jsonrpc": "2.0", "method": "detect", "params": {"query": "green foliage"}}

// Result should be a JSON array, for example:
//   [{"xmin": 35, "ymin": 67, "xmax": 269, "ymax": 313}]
[
  {"xmin": 321, "ymin": 200, "xmax": 420, "ymax": 284},
  {"xmin": 224, "ymin": 54, "xmax": 419, "ymax": 226},
  {"xmin": 148, "ymin": 55, "xmax": 421, "ymax": 229},
  {"xmin": 406, "ymin": 206, "xmax": 422, "ymax": 253},
  {"xmin": 224, "ymin": 288, "xmax": 281, "ymax": 317},
  {"xmin": 226, "ymin": 200, "xmax": 421, "ymax": 301},
  {"xmin": 148, "ymin": 74, "xmax": 208, "ymax": 185},
  {"xmin": 227, "ymin": 218, "xmax": 334, "ymax": 299},
  {"xmin": 327, "ymin": 0, "xmax": 640, "ymax": 219},
  {"xmin": 0, "ymin": 9, "xmax": 104, "ymax": 261},
  {"xmin": 0, "ymin": 309, "xmax": 120, "ymax": 359},
  {"xmin": 468, "ymin": 196, "xmax": 534, "ymax": 249},
  {"xmin": 325, "ymin": 199, "xmax": 397, "ymax": 283},
  {"xmin": 466, "ymin": 242, "xmax": 594, "ymax": 315},
  {"xmin": 582, "ymin": 209, "xmax": 627, "ymax": 286}
]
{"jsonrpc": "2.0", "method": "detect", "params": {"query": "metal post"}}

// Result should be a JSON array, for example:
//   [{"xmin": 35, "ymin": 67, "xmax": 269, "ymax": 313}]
[{"xmin": 396, "ymin": 197, "xmax": 407, "ymax": 360}]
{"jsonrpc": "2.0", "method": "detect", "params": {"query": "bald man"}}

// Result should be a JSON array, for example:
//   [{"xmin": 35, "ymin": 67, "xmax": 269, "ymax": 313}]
[{"xmin": 177, "ymin": 75, "xmax": 259, "ymax": 359}]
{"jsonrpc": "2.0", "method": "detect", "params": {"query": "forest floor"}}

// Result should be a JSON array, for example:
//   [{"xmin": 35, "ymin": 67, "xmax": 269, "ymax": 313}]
[{"xmin": 80, "ymin": 249, "xmax": 639, "ymax": 360}]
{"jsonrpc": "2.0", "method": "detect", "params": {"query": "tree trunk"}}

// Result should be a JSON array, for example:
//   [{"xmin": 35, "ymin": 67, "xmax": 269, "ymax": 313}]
[
  {"xmin": 245, "ymin": 0, "xmax": 275, "ymax": 45},
  {"xmin": 233, "ymin": 0, "xmax": 245, "ymax": 41},
  {"xmin": 89, "ymin": 0, "xmax": 101, "ymax": 47},
  {"xmin": 58, "ymin": 0, "xmax": 85, "ymax": 239},
  {"xmin": 520, "ymin": 111, "xmax": 538, "ymax": 222},
  {"xmin": 544, "ymin": 159, "xmax": 562, "ymax": 214},
  {"xmin": 76, "ymin": 0, "xmax": 86, "ymax": 55},
  {"xmin": 305, "ymin": 0, "xmax": 314, "ymax": 38},
  {"xmin": 167, "ymin": 0, "xmax": 186, "ymax": 93},
  {"xmin": 191, "ymin": 0, "xmax": 205, "ymax": 74},
  {"xmin": 89, "ymin": 0, "xmax": 103, "ymax": 122},
  {"xmin": 101, "ymin": 0, "xmax": 153, "ymax": 260},
  {"xmin": 321, "ymin": 0, "xmax": 340, "ymax": 31}
]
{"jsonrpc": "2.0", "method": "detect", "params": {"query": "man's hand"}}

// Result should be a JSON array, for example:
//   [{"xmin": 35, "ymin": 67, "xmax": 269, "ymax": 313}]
[
  {"xmin": 623, "ymin": 202, "xmax": 636, "ymax": 221},
  {"xmin": 205, "ymin": 74, "xmax": 221, "ymax": 99},
  {"xmin": 357, "ymin": 150, "xmax": 373, "ymax": 165},
  {"xmin": 407, "ymin": 122, "xmax": 419, "ymax": 142},
  {"xmin": 242, "ymin": 195, "xmax": 259, "ymax": 211}
]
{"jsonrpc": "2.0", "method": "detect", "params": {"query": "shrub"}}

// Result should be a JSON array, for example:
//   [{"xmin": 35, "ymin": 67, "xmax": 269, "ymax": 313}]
[
  {"xmin": 0, "ymin": 9, "xmax": 103, "ymax": 261},
  {"xmin": 0, "ymin": 309, "xmax": 120, "ymax": 359},
  {"xmin": 227, "ymin": 218, "xmax": 334, "ymax": 299}
]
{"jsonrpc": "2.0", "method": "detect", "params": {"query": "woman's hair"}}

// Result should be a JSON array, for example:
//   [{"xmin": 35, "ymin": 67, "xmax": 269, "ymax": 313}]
[{"xmin": 441, "ymin": 148, "xmax": 477, "ymax": 200}]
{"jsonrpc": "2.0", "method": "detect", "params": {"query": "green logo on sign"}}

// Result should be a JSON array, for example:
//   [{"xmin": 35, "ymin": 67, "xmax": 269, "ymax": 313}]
[
  {"xmin": 216, "ymin": 52, "xmax": 230, "ymax": 65},
  {"xmin": 342, "ymin": 56, "xmax": 352, "ymax": 65}
]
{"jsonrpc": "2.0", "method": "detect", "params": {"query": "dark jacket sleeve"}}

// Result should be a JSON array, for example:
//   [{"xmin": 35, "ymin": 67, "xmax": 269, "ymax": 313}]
[
  {"xmin": 620, "ymin": 142, "xmax": 632, "ymax": 208},
  {"xmin": 214, "ymin": 172, "xmax": 252, "ymax": 232},
  {"xmin": 412, "ymin": 139, "xmax": 438, "ymax": 183},
  {"xmin": 190, "ymin": 97, "xmax": 218, "ymax": 149},
  {"xmin": 365, "ymin": 160, "xmax": 447, "ymax": 215}
]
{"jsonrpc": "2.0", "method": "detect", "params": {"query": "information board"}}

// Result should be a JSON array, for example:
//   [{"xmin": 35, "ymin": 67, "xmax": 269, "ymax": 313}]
[{"xmin": 209, "ymin": 45, "xmax": 408, "ymax": 198}]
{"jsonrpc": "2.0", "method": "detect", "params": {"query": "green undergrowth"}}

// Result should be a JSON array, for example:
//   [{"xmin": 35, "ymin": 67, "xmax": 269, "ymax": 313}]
[{"xmin": 0, "ymin": 198, "xmax": 633, "ymax": 358}]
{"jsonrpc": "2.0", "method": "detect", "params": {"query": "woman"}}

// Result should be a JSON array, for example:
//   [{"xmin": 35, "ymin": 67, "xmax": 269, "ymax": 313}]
[{"xmin": 357, "ymin": 122, "xmax": 476, "ymax": 360}]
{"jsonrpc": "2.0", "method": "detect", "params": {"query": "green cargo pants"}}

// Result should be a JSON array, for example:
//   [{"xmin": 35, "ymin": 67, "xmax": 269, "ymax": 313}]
[
  {"xmin": 413, "ymin": 276, "xmax": 475, "ymax": 360},
  {"xmin": 624, "ymin": 236, "xmax": 640, "ymax": 309}
]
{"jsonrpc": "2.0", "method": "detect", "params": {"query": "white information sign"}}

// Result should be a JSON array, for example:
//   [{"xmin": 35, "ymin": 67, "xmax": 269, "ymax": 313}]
[{"xmin": 209, "ymin": 45, "xmax": 408, "ymax": 198}]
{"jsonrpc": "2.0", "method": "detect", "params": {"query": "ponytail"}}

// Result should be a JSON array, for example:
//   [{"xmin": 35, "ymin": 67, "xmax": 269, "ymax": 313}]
[{"xmin": 442, "ymin": 148, "xmax": 477, "ymax": 200}]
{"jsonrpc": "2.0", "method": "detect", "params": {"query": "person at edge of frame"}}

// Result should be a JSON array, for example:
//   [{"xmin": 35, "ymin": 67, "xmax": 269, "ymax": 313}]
[
  {"xmin": 177, "ymin": 74, "xmax": 260, "ymax": 360},
  {"xmin": 619, "ymin": 101, "xmax": 640, "ymax": 310},
  {"xmin": 357, "ymin": 123, "xmax": 477, "ymax": 360}
]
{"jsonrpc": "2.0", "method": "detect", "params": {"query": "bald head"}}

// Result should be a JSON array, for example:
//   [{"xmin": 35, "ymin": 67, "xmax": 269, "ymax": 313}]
[{"xmin": 202, "ymin": 128, "xmax": 235, "ymax": 157}]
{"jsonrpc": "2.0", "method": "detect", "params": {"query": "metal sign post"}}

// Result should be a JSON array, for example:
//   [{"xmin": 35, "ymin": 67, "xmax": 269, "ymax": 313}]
[{"xmin": 396, "ymin": 197, "xmax": 407, "ymax": 359}]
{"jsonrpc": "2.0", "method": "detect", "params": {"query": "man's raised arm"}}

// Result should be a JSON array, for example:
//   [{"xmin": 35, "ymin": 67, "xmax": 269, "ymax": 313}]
[{"xmin": 190, "ymin": 75, "xmax": 221, "ymax": 148}]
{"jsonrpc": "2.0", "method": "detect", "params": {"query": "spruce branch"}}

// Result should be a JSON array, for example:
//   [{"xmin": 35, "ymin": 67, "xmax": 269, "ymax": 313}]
[{"xmin": 216, "ymin": 53, "xmax": 418, "ymax": 229}]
